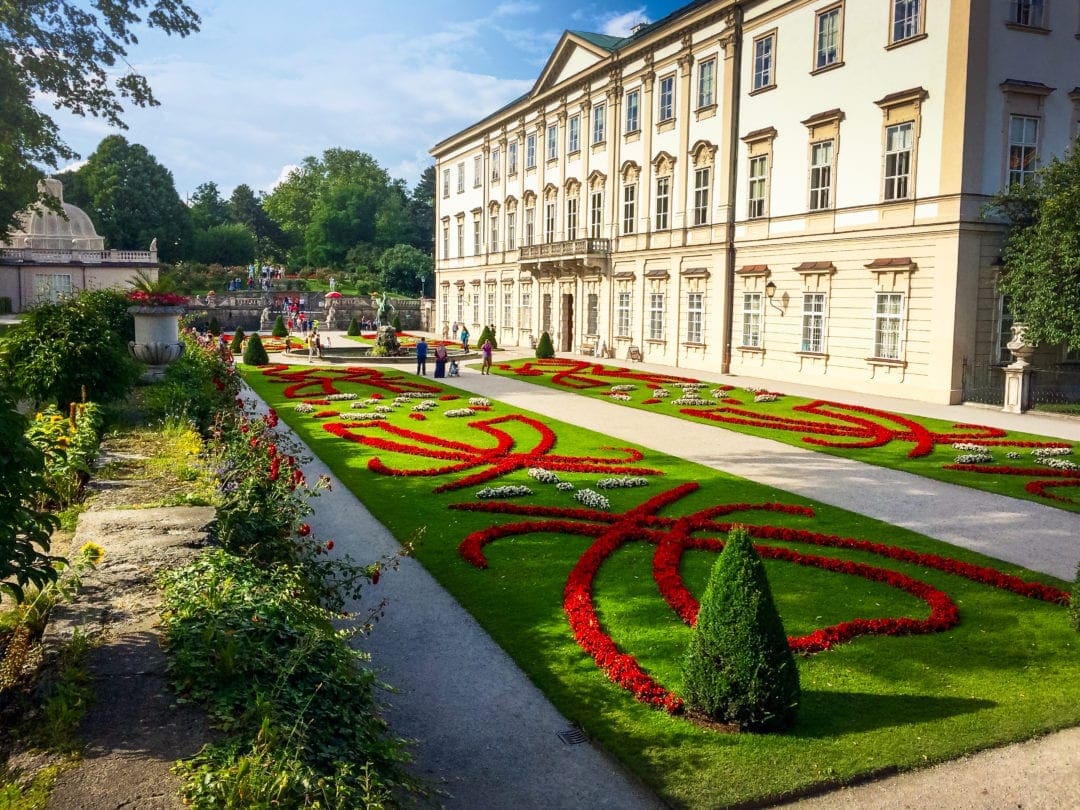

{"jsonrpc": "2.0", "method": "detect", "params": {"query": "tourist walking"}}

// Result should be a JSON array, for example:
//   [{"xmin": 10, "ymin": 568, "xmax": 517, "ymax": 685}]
[
  {"xmin": 460, "ymin": 326, "xmax": 470, "ymax": 351},
  {"xmin": 433, "ymin": 343, "xmax": 448, "ymax": 378},
  {"xmin": 416, "ymin": 336, "xmax": 429, "ymax": 376},
  {"xmin": 481, "ymin": 338, "xmax": 493, "ymax": 374}
]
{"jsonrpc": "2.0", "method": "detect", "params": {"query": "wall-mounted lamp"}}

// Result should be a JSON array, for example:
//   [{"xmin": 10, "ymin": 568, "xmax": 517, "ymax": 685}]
[{"xmin": 764, "ymin": 281, "xmax": 784, "ymax": 316}]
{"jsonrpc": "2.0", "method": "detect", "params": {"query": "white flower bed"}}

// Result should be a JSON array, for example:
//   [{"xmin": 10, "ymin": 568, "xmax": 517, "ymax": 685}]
[
  {"xmin": 609, "ymin": 393, "xmax": 631, "ymax": 401},
  {"xmin": 610, "ymin": 384, "xmax": 636, "ymax": 392},
  {"xmin": 476, "ymin": 485, "xmax": 533, "ymax": 499},
  {"xmin": 652, "ymin": 389, "xmax": 671, "ymax": 398},
  {"xmin": 528, "ymin": 467, "xmax": 561, "ymax": 484},
  {"xmin": 394, "ymin": 392, "xmax": 436, "ymax": 400},
  {"xmin": 1036, "ymin": 457, "xmax": 1080, "ymax": 472},
  {"xmin": 412, "ymin": 401, "xmax": 437, "ymax": 411},
  {"xmin": 350, "ymin": 412, "xmax": 387, "ymax": 421},
  {"xmin": 444, "ymin": 408, "xmax": 476, "ymax": 418},
  {"xmin": 1006, "ymin": 451, "xmax": 1021, "ymax": 459},
  {"xmin": 468, "ymin": 397, "xmax": 491, "ymax": 406},
  {"xmin": 294, "ymin": 402, "xmax": 315, "ymax": 413},
  {"xmin": 596, "ymin": 476, "xmax": 650, "ymax": 489},
  {"xmin": 953, "ymin": 442, "xmax": 989, "ymax": 453},
  {"xmin": 374, "ymin": 405, "xmax": 394, "ymax": 414},
  {"xmin": 680, "ymin": 382, "xmax": 706, "ymax": 390},
  {"xmin": 671, "ymin": 396, "xmax": 713, "ymax": 406},
  {"xmin": 356, "ymin": 399, "xmax": 384, "ymax": 408},
  {"xmin": 1033, "ymin": 447, "xmax": 1072, "ymax": 457},
  {"xmin": 556, "ymin": 482, "xmax": 575, "ymax": 492},
  {"xmin": 954, "ymin": 452, "xmax": 993, "ymax": 464},
  {"xmin": 325, "ymin": 393, "xmax": 358, "ymax": 401},
  {"xmin": 710, "ymin": 388, "xmax": 730, "ymax": 399},
  {"xmin": 573, "ymin": 488, "xmax": 611, "ymax": 511},
  {"xmin": 753, "ymin": 393, "xmax": 780, "ymax": 403}
]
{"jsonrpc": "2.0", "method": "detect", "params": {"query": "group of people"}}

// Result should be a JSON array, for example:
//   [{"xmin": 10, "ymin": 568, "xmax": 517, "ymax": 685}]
[{"xmin": 415, "ymin": 337, "xmax": 459, "ymax": 378}]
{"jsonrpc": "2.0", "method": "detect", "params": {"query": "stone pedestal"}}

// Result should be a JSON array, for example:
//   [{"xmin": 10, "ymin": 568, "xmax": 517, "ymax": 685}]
[
  {"xmin": 1002, "ymin": 323, "xmax": 1034, "ymax": 414},
  {"xmin": 128, "ymin": 305, "xmax": 185, "ymax": 381}
]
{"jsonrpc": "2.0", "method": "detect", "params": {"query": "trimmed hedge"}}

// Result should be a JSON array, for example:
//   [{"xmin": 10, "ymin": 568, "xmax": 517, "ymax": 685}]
[
  {"xmin": 535, "ymin": 331, "xmax": 555, "ymax": 359},
  {"xmin": 229, "ymin": 328, "xmax": 245, "ymax": 353},
  {"xmin": 242, "ymin": 333, "xmax": 269, "ymax": 366},
  {"xmin": 271, "ymin": 315, "xmax": 287, "ymax": 338}
]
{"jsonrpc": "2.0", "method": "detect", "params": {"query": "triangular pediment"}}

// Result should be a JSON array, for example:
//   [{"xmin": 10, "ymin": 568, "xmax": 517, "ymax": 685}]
[{"xmin": 532, "ymin": 30, "xmax": 620, "ymax": 97}]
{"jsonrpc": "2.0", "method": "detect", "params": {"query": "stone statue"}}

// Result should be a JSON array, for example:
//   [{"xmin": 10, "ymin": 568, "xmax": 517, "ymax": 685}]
[
  {"xmin": 328, "ymin": 276, "xmax": 336, "ymax": 291},
  {"xmin": 326, "ymin": 304, "xmax": 338, "ymax": 330},
  {"xmin": 260, "ymin": 307, "xmax": 271, "ymax": 330},
  {"xmin": 372, "ymin": 291, "xmax": 395, "ymax": 327}
]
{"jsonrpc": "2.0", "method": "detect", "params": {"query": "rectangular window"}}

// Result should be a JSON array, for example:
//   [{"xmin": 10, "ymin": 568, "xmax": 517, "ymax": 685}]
[
  {"xmin": 592, "ymin": 103, "xmax": 606, "ymax": 144},
  {"xmin": 809, "ymin": 140, "xmax": 833, "ymax": 210},
  {"xmin": 524, "ymin": 207, "xmax": 535, "ymax": 246},
  {"xmin": 473, "ymin": 219, "xmax": 481, "ymax": 255},
  {"xmin": 589, "ymin": 191, "xmax": 603, "ymax": 238},
  {"xmin": 693, "ymin": 167, "xmax": 710, "ymax": 226},
  {"xmin": 490, "ymin": 213, "xmax": 499, "ymax": 251},
  {"xmin": 625, "ymin": 90, "xmax": 640, "ymax": 133},
  {"xmin": 874, "ymin": 292, "xmax": 904, "ymax": 359},
  {"xmin": 616, "ymin": 291, "xmax": 632, "ymax": 337},
  {"xmin": 546, "ymin": 124, "xmax": 558, "ymax": 161},
  {"xmin": 474, "ymin": 155, "xmax": 483, "ymax": 187},
  {"xmin": 741, "ymin": 292, "xmax": 762, "ymax": 347},
  {"xmin": 456, "ymin": 222, "xmax": 464, "ymax": 257},
  {"xmin": 566, "ymin": 197, "xmax": 578, "ymax": 241},
  {"xmin": 748, "ymin": 156, "xmax": 767, "ymax": 219},
  {"xmin": 622, "ymin": 184, "xmax": 636, "ymax": 235},
  {"xmin": 526, "ymin": 133, "xmax": 537, "ymax": 169},
  {"xmin": 753, "ymin": 33, "xmax": 775, "ymax": 91},
  {"xmin": 472, "ymin": 292, "xmax": 480, "ymax": 325},
  {"xmin": 568, "ymin": 116, "xmax": 580, "ymax": 153},
  {"xmin": 544, "ymin": 201, "xmax": 555, "ymax": 243},
  {"xmin": 884, "ymin": 121, "xmax": 913, "ymax": 200},
  {"xmin": 686, "ymin": 291, "xmax": 704, "ymax": 344},
  {"xmin": 520, "ymin": 288, "xmax": 532, "ymax": 330},
  {"xmin": 587, "ymin": 293, "xmax": 599, "ymax": 334},
  {"xmin": 506, "ymin": 211, "xmax": 517, "ymax": 250},
  {"xmin": 655, "ymin": 176, "xmax": 670, "ymax": 230},
  {"xmin": 1009, "ymin": 0, "xmax": 1045, "ymax": 27},
  {"xmin": 456, "ymin": 291, "xmax": 464, "ymax": 323},
  {"xmin": 697, "ymin": 59, "xmax": 716, "ymax": 108},
  {"xmin": 996, "ymin": 295, "xmax": 1014, "ymax": 364},
  {"xmin": 508, "ymin": 142, "xmax": 518, "ymax": 175},
  {"xmin": 648, "ymin": 293, "xmax": 665, "ymax": 340},
  {"xmin": 542, "ymin": 293, "xmax": 552, "ymax": 334},
  {"xmin": 815, "ymin": 6, "xmax": 842, "ymax": 70},
  {"xmin": 486, "ymin": 290, "xmax": 496, "ymax": 325},
  {"xmin": 801, "ymin": 293, "xmax": 826, "ymax": 352},
  {"xmin": 442, "ymin": 293, "xmax": 449, "ymax": 324},
  {"xmin": 503, "ymin": 290, "xmax": 513, "ymax": 327},
  {"xmin": 490, "ymin": 148, "xmax": 500, "ymax": 182},
  {"xmin": 442, "ymin": 168, "xmax": 450, "ymax": 197},
  {"xmin": 891, "ymin": 0, "xmax": 922, "ymax": 43},
  {"xmin": 456, "ymin": 163, "xmax": 465, "ymax": 193},
  {"xmin": 1008, "ymin": 115, "xmax": 1039, "ymax": 186},
  {"xmin": 442, "ymin": 222, "xmax": 449, "ymax": 258},
  {"xmin": 658, "ymin": 75, "xmax": 675, "ymax": 121},
  {"xmin": 33, "ymin": 273, "xmax": 72, "ymax": 303}
]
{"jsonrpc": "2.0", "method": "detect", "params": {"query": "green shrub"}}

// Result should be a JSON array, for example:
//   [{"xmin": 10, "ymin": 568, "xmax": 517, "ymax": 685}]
[
  {"xmin": 229, "ymin": 328, "xmax": 245, "ymax": 353},
  {"xmin": 392, "ymin": 314, "xmax": 401, "ymax": 332},
  {"xmin": 143, "ymin": 334, "xmax": 240, "ymax": 434},
  {"xmin": 271, "ymin": 315, "xmax": 287, "ymax": 338},
  {"xmin": 536, "ymin": 331, "xmax": 555, "ymax": 359},
  {"xmin": 242, "ymin": 333, "xmax": 268, "ymax": 366},
  {"xmin": 347, "ymin": 318, "xmax": 360, "ymax": 336},
  {"xmin": 208, "ymin": 316, "xmax": 221, "ymax": 336},
  {"xmin": 682, "ymin": 525, "xmax": 800, "ymax": 732}
]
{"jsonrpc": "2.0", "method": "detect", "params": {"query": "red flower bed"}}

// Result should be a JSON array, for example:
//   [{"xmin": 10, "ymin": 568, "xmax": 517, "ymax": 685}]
[{"xmin": 409, "ymin": 413, "xmax": 427, "ymax": 421}]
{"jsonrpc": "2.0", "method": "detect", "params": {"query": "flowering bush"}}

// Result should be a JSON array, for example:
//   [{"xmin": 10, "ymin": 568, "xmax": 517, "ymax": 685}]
[
  {"xmin": 753, "ymin": 393, "xmax": 780, "ymax": 403},
  {"xmin": 653, "ymin": 389, "xmax": 671, "ymax": 398},
  {"xmin": 596, "ymin": 476, "xmax": 650, "ymax": 490},
  {"xmin": 608, "ymin": 393, "xmax": 631, "ymax": 402},
  {"xmin": 468, "ymin": 397, "xmax": 491, "ymax": 407},
  {"xmin": 412, "ymin": 401, "xmax": 437, "ymax": 411},
  {"xmin": 444, "ymin": 408, "xmax": 476, "ymax": 418},
  {"xmin": 573, "ymin": 489, "xmax": 611, "ymax": 511},
  {"xmin": 476, "ymin": 485, "xmax": 533, "ymax": 499},
  {"xmin": 295, "ymin": 402, "xmax": 314, "ymax": 413},
  {"xmin": 528, "ymin": 468, "xmax": 561, "ymax": 484},
  {"xmin": 126, "ymin": 290, "xmax": 188, "ymax": 307},
  {"xmin": 556, "ymin": 482, "xmax": 575, "ymax": 492},
  {"xmin": 325, "ymin": 393, "xmax": 358, "ymax": 401},
  {"xmin": 610, "ymin": 385, "xmax": 636, "ymax": 392},
  {"xmin": 671, "ymin": 396, "xmax": 713, "ymax": 407},
  {"xmin": 954, "ymin": 452, "xmax": 994, "ymax": 464}
]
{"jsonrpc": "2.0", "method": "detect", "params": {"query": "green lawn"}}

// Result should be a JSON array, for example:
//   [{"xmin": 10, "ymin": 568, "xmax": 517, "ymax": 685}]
[
  {"xmin": 488, "ymin": 358, "xmax": 1080, "ymax": 512},
  {"xmin": 243, "ymin": 363, "xmax": 1079, "ymax": 809}
]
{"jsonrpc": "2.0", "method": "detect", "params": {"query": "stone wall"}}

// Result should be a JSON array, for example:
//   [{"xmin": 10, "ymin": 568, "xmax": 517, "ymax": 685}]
[{"xmin": 189, "ymin": 293, "xmax": 428, "ymax": 332}]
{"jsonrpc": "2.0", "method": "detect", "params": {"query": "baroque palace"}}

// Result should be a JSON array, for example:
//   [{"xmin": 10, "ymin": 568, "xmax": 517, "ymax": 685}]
[{"xmin": 430, "ymin": 0, "xmax": 1079, "ymax": 403}]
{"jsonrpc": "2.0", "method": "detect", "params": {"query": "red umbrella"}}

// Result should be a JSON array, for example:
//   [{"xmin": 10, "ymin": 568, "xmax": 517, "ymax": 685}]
[{"xmin": 325, "ymin": 291, "xmax": 342, "ymax": 299}]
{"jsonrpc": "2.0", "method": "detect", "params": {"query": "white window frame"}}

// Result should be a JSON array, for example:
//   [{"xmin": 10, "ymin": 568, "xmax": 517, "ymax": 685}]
[
  {"xmin": 566, "ymin": 197, "xmax": 578, "ymax": 240},
  {"xmin": 1009, "ymin": 0, "xmax": 1045, "ymax": 27},
  {"xmin": 748, "ymin": 155, "xmax": 767, "ymax": 218},
  {"xmin": 490, "ymin": 213, "xmax": 499, "ymax": 251},
  {"xmin": 442, "ymin": 168, "xmax": 450, "ymax": 197},
  {"xmin": 693, "ymin": 167, "xmax": 710, "ymax": 226},
  {"xmin": 519, "ymin": 287, "xmax": 532, "ymax": 330},
  {"xmin": 441, "ymin": 221, "xmax": 449, "ymax": 258},
  {"xmin": 753, "ymin": 32, "xmax": 775, "ymax": 92},
  {"xmin": 809, "ymin": 140, "xmax": 833, "ymax": 211},
  {"xmin": 658, "ymin": 75, "xmax": 675, "ymax": 122},
  {"xmin": 616, "ymin": 290, "xmax": 632, "ymax": 337},
  {"xmin": 801, "ymin": 293, "xmax": 826, "ymax": 353},
  {"xmin": 686, "ymin": 291, "xmax": 704, "ymax": 344},
  {"xmin": 508, "ymin": 141, "xmax": 518, "ymax": 175},
  {"xmin": 874, "ymin": 292, "xmax": 905, "ymax": 360},
  {"xmin": 456, "ymin": 291, "xmax": 464, "ymax": 323},
  {"xmin": 544, "ymin": 201, "xmax": 556, "ymax": 243},
  {"xmin": 473, "ymin": 218, "xmax": 482, "ymax": 255},
  {"xmin": 568, "ymin": 116, "xmax": 580, "ymax": 153},
  {"xmin": 456, "ymin": 221, "xmax": 464, "ymax": 257},
  {"xmin": 524, "ymin": 206, "xmax": 535, "ymax": 246},
  {"xmin": 490, "ymin": 148, "xmax": 501, "ymax": 182},
  {"xmin": 814, "ymin": 5, "xmax": 842, "ymax": 71},
  {"xmin": 1008, "ymin": 114, "xmax": 1039, "ymax": 186},
  {"xmin": 622, "ymin": 183, "xmax": 636, "ymax": 235},
  {"xmin": 546, "ymin": 124, "xmax": 558, "ymax": 161},
  {"xmin": 655, "ymin": 176, "xmax": 670, "ymax": 230},
  {"xmin": 697, "ymin": 58, "xmax": 716, "ymax": 109},
  {"xmin": 506, "ymin": 211, "xmax": 517, "ymax": 250},
  {"xmin": 883, "ymin": 121, "xmax": 913, "ymax": 201},
  {"xmin": 473, "ymin": 155, "xmax": 483, "ymax": 187},
  {"xmin": 503, "ymin": 289, "xmax": 513, "ymax": 327},
  {"xmin": 589, "ymin": 190, "xmax": 604, "ymax": 238},
  {"xmin": 34, "ymin": 273, "xmax": 73, "ymax": 303},
  {"xmin": 648, "ymin": 292, "xmax": 665, "ymax": 340},
  {"xmin": 592, "ymin": 103, "xmax": 606, "ymax": 144},
  {"xmin": 587, "ymin": 293, "xmax": 599, "ymax": 335},
  {"xmin": 625, "ymin": 89, "xmax": 640, "ymax": 133},
  {"xmin": 456, "ymin": 163, "xmax": 465, "ymax": 193},
  {"xmin": 741, "ymin": 292, "xmax": 762, "ymax": 347},
  {"xmin": 486, "ymin": 289, "xmax": 496, "ymax": 325},
  {"xmin": 526, "ymin": 133, "xmax": 537, "ymax": 169},
  {"xmin": 890, "ymin": 0, "xmax": 922, "ymax": 44},
  {"xmin": 472, "ymin": 291, "xmax": 480, "ymax": 325}
]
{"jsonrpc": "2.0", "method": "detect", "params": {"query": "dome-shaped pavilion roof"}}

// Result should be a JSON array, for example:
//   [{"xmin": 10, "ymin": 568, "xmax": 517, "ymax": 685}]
[{"xmin": 6, "ymin": 179, "xmax": 105, "ymax": 250}]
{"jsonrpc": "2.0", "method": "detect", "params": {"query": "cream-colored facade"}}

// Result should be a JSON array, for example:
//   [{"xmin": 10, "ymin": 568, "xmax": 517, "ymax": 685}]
[{"xmin": 431, "ymin": 0, "xmax": 1080, "ymax": 403}]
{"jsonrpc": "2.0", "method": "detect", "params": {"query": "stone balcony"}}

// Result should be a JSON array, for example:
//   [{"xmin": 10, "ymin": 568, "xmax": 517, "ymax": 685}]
[
  {"xmin": 518, "ymin": 238, "xmax": 611, "ymax": 275},
  {"xmin": 0, "ymin": 247, "xmax": 157, "ymax": 265}
]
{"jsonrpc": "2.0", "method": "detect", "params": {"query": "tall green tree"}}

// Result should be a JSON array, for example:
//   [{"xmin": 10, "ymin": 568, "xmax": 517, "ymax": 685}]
[
  {"xmin": 59, "ymin": 135, "xmax": 192, "ymax": 261},
  {"xmin": 0, "ymin": 0, "xmax": 200, "ymax": 241},
  {"xmin": 191, "ymin": 224, "xmax": 256, "ymax": 266},
  {"xmin": 227, "ymin": 184, "xmax": 286, "ymax": 263},
  {"xmin": 989, "ymin": 145, "xmax": 1080, "ymax": 351},
  {"xmin": 189, "ymin": 181, "xmax": 229, "ymax": 232},
  {"xmin": 408, "ymin": 164, "xmax": 435, "ymax": 253},
  {"xmin": 377, "ymin": 244, "xmax": 433, "ymax": 296}
]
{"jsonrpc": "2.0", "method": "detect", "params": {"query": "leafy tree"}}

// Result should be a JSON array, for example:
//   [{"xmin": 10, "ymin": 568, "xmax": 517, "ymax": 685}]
[
  {"xmin": 227, "ymin": 184, "xmax": 286, "ymax": 262},
  {"xmin": 0, "ymin": 1, "xmax": 200, "ymax": 241},
  {"xmin": 242, "ymin": 333, "xmax": 269, "ymax": 366},
  {"xmin": 230, "ymin": 328, "xmax": 246, "ymax": 353},
  {"xmin": 0, "ymin": 290, "xmax": 141, "ymax": 407},
  {"xmin": 377, "ymin": 244, "xmax": 433, "ymax": 296},
  {"xmin": 347, "ymin": 318, "xmax": 360, "ymax": 336},
  {"xmin": 191, "ymin": 223, "xmax": 256, "ymax": 266},
  {"xmin": 272, "ymin": 315, "xmax": 288, "ymax": 338},
  {"xmin": 536, "ymin": 331, "xmax": 555, "ymax": 359},
  {"xmin": 988, "ymin": 145, "xmax": 1080, "ymax": 351},
  {"xmin": 407, "ymin": 165, "xmax": 435, "ymax": 252},
  {"xmin": 189, "ymin": 181, "xmax": 229, "ymax": 232},
  {"xmin": 682, "ymin": 526, "xmax": 800, "ymax": 731},
  {"xmin": 0, "ymin": 385, "xmax": 62, "ymax": 603},
  {"xmin": 59, "ymin": 135, "xmax": 192, "ymax": 261}
]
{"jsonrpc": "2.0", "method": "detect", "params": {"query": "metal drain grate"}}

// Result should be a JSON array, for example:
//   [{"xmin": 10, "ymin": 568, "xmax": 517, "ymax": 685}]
[{"xmin": 557, "ymin": 726, "xmax": 588, "ymax": 745}]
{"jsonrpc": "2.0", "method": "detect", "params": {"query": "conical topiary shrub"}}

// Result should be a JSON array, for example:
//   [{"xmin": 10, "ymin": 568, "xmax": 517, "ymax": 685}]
[
  {"xmin": 242, "ymin": 332, "xmax": 269, "ymax": 366},
  {"xmin": 229, "ymin": 327, "xmax": 246, "ymax": 353},
  {"xmin": 682, "ymin": 525, "xmax": 800, "ymax": 731},
  {"xmin": 477, "ymin": 325, "xmax": 492, "ymax": 347},
  {"xmin": 535, "ymin": 331, "xmax": 555, "ymax": 359},
  {"xmin": 392, "ymin": 314, "xmax": 401, "ymax": 332},
  {"xmin": 208, "ymin": 316, "xmax": 221, "ymax": 336},
  {"xmin": 347, "ymin": 318, "xmax": 360, "ymax": 336},
  {"xmin": 272, "ymin": 314, "xmax": 287, "ymax": 338}
]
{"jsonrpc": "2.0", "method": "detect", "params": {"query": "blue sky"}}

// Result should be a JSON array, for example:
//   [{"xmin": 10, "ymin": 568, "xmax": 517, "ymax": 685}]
[{"xmin": 43, "ymin": 0, "xmax": 687, "ymax": 200}]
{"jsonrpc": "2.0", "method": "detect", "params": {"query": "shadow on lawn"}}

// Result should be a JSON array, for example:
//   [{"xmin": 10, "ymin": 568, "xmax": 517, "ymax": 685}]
[{"xmin": 795, "ymin": 690, "xmax": 995, "ymax": 737}]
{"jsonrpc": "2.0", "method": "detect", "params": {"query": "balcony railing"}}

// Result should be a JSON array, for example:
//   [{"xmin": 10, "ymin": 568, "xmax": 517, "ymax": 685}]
[
  {"xmin": 519, "ymin": 238, "xmax": 611, "ymax": 261},
  {"xmin": 1, "ymin": 248, "xmax": 156, "ymax": 264}
]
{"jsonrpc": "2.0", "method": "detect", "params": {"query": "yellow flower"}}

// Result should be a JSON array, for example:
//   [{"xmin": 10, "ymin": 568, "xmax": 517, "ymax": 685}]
[{"xmin": 79, "ymin": 542, "xmax": 105, "ymax": 566}]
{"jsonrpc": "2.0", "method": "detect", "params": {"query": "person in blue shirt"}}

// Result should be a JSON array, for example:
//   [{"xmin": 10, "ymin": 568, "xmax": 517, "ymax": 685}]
[{"xmin": 416, "ymin": 336, "xmax": 429, "ymax": 376}]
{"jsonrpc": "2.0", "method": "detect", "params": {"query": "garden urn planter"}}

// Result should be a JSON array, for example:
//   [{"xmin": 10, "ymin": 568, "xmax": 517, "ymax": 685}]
[{"xmin": 128, "ymin": 305, "xmax": 185, "ymax": 381}]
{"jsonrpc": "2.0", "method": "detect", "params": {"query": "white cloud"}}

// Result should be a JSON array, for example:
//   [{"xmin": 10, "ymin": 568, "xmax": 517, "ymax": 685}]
[
  {"xmin": 600, "ymin": 8, "xmax": 650, "ymax": 37},
  {"xmin": 492, "ymin": 1, "xmax": 541, "ymax": 17}
]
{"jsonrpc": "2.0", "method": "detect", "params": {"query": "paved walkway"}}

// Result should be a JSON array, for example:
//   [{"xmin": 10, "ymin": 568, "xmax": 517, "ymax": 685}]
[{"xmin": 258, "ymin": 336, "xmax": 1079, "ymax": 808}]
